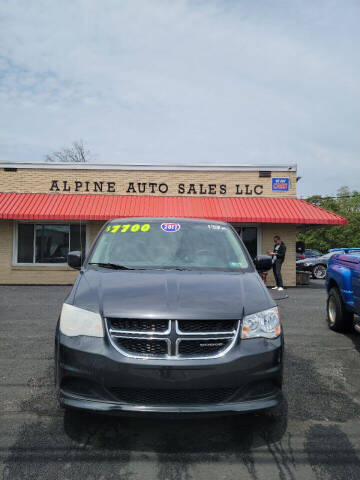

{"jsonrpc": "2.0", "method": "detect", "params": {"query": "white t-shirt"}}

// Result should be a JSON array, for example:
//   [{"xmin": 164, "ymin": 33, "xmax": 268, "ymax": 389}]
[{"xmin": 272, "ymin": 243, "xmax": 281, "ymax": 263}]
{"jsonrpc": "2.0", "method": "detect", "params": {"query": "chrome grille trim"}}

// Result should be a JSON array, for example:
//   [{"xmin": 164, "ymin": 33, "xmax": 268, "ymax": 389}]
[{"xmin": 106, "ymin": 318, "xmax": 240, "ymax": 360}]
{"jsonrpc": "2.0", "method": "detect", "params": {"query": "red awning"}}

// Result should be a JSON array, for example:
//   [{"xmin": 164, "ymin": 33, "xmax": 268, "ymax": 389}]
[{"xmin": 0, "ymin": 192, "xmax": 347, "ymax": 225}]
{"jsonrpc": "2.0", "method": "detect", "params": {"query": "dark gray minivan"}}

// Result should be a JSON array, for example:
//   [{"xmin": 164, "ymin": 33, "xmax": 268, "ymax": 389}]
[{"xmin": 55, "ymin": 218, "xmax": 283, "ymax": 415}]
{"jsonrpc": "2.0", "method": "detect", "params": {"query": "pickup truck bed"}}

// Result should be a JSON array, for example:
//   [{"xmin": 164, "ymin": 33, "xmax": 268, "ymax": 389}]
[{"xmin": 326, "ymin": 253, "xmax": 360, "ymax": 332}]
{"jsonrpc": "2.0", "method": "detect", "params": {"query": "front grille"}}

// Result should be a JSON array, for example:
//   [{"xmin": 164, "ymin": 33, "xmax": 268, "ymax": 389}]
[
  {"xmin": 108, "ymin": 318, "xmax": 169, "ymax": 333},
  {"xmin": 177, "ymin": 320, "xmax": 236, "ymax": 333},
  {"xmin": 114, "ymin": 337, "xmax": 169, "ymax": 357},
  {"xmin": 110, "ymin": 387, "xmax": 238, "ymax": 405},
  {"xmin": 177, "ymin": 339, "xmax": 231, "ymax": 356},
  {"xmin": 107, "ymin": 318, "xmax": 239, "ymax": 359}
]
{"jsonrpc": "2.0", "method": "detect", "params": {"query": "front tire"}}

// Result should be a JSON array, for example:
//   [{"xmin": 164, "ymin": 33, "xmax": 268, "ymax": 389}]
[
  {"xmin": 312, "ymin": 264, "xmax": 326, "ymax": 280},
  {"xmin": 327, "ymin": 287, "xmax": 353, "ymax": 332}
]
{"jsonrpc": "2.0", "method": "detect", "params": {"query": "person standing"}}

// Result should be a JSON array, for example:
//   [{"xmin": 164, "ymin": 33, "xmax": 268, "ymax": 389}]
[{"xmin": 269, "ymin": 235, "xmax": 286, "ymax": 291}]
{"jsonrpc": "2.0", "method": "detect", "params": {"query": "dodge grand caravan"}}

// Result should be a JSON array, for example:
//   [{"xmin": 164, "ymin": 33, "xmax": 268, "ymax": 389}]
[{"xmin": 55, "ymin": 218, "xmax": 283, "ymax": 415}]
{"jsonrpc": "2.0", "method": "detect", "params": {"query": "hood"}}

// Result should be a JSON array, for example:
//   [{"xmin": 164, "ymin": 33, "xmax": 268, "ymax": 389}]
[{"xmin": 72, "ymin": 268, "xmax": 275, "ymax": 320}]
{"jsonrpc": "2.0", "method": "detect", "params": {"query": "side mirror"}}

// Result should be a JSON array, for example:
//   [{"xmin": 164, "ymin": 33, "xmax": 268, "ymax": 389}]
[
  {"xmin": 254, "ymin": 254, "xmax": 273, "ymax": 272},
  {"xmin": 67, "ymin": 251, "xmax": 82, "ymax": 270}
]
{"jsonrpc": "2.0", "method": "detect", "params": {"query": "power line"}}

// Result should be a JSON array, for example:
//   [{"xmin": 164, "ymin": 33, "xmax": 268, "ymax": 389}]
[{"xmin": 301, "ymin": 194, "xmax": 360, "ymax": 200}]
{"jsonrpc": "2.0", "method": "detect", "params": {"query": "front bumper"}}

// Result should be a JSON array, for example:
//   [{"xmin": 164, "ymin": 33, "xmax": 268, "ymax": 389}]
[
  {"xmin": 296, "ymin": 264, "xmax": 313, "ymax": 273},
  {"xmin": 56, "ymin": 332, "xmax": 283, "ymax": 415}
]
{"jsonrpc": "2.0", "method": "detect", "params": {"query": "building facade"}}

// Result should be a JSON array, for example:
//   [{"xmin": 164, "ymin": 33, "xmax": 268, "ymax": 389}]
[{"xmin": 0, "ymin": 162, "xmax": 346, "ymax": 286}]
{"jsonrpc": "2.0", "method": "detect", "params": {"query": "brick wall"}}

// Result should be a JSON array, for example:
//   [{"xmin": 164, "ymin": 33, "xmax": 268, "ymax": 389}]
[
  {"xmin": 0, "ymin": 166, "xmax": 298, "ymax": 284},
  {"xmin": 88, "ymin": 221, "xmax": 105, "ymax": 244},
  {"xmin": 0, "ymin": 220, "xmax": 107, "ymax": 285},
  {"xmin": 0, "ymin": 221, "xmax": 104, "ymax": 285},
  {"xmin": 0, "ymin": 168, "xmax": 297, "ymax": 197},
  {"xmin": 0, "ymin": 221, "xmax": 79, "ymax": 284}
]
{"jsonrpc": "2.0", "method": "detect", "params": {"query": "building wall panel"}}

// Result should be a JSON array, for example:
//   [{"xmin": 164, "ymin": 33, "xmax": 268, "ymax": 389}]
[
  {"xmin": 0, "ymin": 168, "xmax": 297, "ymax": 197},
  {"xmin": 0, "ymin": 165, "xmax": 298, "ymax": 285}
]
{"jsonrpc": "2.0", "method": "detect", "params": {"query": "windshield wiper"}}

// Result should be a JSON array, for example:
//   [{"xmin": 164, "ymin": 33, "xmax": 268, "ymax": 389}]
[
  {"xmin": 162, "ymin": 266, "xmax": 194, "ymax": 271},
  {"xmin": 88, "ymin": 262, "xmax": 134, "ymax": 270}
]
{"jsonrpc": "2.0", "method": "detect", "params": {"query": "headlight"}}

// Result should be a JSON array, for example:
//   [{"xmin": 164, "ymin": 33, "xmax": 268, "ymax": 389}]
[
  {"xmin": 59, "ymin": 303, "xmax": 104, "ymax": 337},
  {"xmin": 241, "ymin": 307, "xmax": 281, "ymax": 339}
]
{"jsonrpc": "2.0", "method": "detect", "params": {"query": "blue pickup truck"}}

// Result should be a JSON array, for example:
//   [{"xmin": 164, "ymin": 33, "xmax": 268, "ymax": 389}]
[{"xmin": 326, "ymin": 252, "xmax": 360, "ymax": 332}]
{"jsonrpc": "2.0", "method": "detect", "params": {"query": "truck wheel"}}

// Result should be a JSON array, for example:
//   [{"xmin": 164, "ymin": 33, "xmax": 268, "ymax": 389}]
[
  {"xmin": 313, "ymin": 264, "xmax": 326, "ymax": 280},
  {"xmin": 327, "ymin": 287, "xmax": 353, "ymax": 332}
]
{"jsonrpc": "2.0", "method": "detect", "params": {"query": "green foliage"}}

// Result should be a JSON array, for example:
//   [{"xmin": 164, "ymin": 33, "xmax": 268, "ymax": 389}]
[{"xmin": 297, "ymin": 187, "xmax": 360, "ymax": 252}]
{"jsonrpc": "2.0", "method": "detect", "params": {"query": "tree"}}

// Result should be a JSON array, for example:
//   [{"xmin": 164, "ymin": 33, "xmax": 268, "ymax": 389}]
[
  {"xmin": 297, "ymin": 187, "xmax": 360, "ymax": 252},
  {"xmin": 45, "ymin": 140, "xmax": 92, "ymax": 163}
]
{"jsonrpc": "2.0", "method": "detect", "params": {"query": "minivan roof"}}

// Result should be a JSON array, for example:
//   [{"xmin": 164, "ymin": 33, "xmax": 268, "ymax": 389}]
[{"xmin": 107, "ymin": 217, "xmax": 229, "ymax": 225}]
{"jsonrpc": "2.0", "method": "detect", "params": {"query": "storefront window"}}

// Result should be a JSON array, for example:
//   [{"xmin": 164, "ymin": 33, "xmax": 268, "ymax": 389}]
[{"xmin": 16, "ymin": 223, "xmax": 86, "ymax": 264}]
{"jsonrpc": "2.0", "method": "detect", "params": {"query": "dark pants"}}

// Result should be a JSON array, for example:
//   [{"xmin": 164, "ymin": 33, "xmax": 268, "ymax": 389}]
[{"xmin": 273, "ymin": 260, "xmax": 284, "ymax": 288}]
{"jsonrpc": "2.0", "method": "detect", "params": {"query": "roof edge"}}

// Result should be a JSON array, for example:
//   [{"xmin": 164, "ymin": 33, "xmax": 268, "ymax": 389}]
[{"xmin": 0, "ymin": 161, "xmax": 297, "ymax": 172}]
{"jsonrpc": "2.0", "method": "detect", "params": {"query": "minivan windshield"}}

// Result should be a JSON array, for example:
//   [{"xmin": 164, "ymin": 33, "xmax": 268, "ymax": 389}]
[{"xmin": 89, "ymin": 221, "xmax": 251, "ymax": 272}]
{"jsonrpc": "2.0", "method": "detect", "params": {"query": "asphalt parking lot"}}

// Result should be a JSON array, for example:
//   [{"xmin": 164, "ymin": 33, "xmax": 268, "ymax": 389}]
[{"xmin": 1, "ymin": 282, "xmax": 360, "ymax": 480}]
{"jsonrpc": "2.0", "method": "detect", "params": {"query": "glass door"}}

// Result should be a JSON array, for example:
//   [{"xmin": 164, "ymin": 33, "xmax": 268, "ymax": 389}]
[{"xmin": 233, "ymin": 225, "xmax": 258, "ymax": 260}]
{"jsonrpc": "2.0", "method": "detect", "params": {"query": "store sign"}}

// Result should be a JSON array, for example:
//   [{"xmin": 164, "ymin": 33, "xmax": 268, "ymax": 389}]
[
  {"xmin": 49, "ymin": 180, "xmax": 268, "ymax": 196},
  {"xmin": 272, "ymin": 177, "xmax": 289, "ymax": 192}
]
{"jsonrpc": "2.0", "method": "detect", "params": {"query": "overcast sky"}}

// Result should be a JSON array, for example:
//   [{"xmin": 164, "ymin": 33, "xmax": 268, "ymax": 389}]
[{"xmin": 1, "ymin": 0, "xmax": 359, "ymax": 197}]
